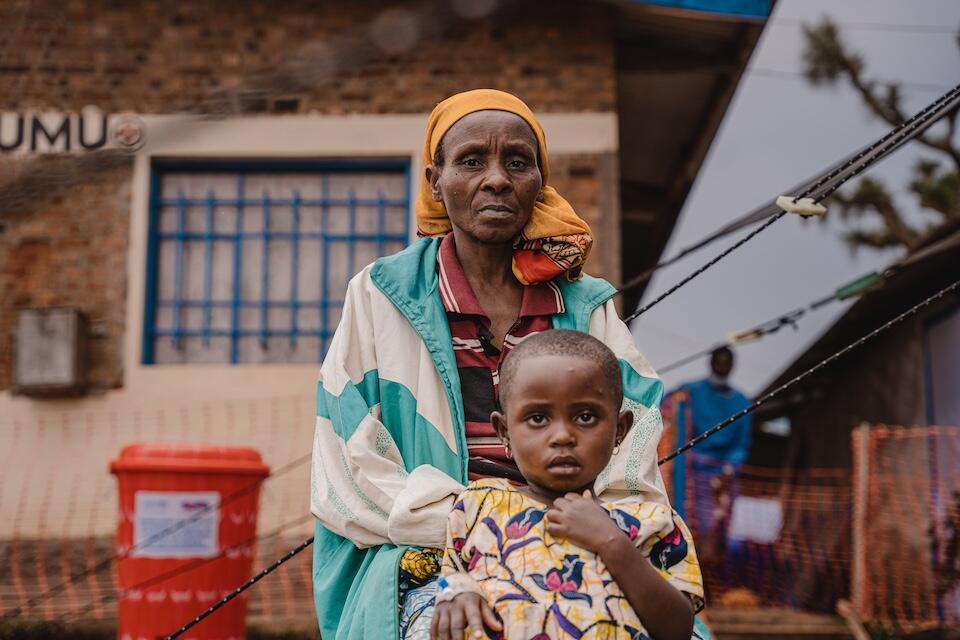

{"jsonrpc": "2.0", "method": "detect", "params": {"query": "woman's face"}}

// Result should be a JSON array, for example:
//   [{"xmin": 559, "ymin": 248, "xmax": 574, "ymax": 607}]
[{"xmin": 427, "ymin": 110, "xmax": 543, "ymax": 245}]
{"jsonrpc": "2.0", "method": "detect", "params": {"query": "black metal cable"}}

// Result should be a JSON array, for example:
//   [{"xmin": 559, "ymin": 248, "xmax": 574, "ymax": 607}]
[
  {"xmin": 156, "ymin": 278, "xmax": 959, "ymax": 637},
  {"xmin": 135, "ymin": 83, "xmax": 960, "ymax": 629},
  {"xmin": 656, "ymin": 306, "xmax": 806, "ymax": 376},
  {"xmin": 163, "ymin": 536, "xmax": 316, "ymax": 640},
  {"xmin": 655, "ymin": 270, "xmax": 885, "ymax": 375},
  {"xmin": 58, "ymin": 514, "xmax": 314, "ymax": 624},
  {"xmin": 154, "ymin": 85, "xmax": 960, "ymax": 638},
  {"xmin": 657, "ymin": 277, "xmax": 960, "ymax": 465},
  {"xmin": 658, "ymin": 345, "xmax": 727, "ymax": 376},
  {"xmin": 620, "ymin": 84, "xmax": 960, "ymax": 299},
  {"xmin": 1, "ymin": 453, "xmax": 312, "ymax": 620},
  {"xmin": 618, "ymin": 168, "xmax": 835, "ymax": 298},
  {"xmin": 623, "ymin": 82, "xmax": 960, "ymax": 322},
  {"xmin": 624, "ymin": 211, "xmax": 787, "ymax": 322}
]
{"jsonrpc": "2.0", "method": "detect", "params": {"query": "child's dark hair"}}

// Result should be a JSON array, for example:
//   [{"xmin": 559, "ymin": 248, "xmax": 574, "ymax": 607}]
[{"xmin": 499, "ymin": 329, "xmax": 623, "ymax": 409}]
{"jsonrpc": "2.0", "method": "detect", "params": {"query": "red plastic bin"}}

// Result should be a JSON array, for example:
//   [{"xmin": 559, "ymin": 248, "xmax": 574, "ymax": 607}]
[{"xmin": 110, "ymin": 444, "xmax": 270, "ymax": 640}]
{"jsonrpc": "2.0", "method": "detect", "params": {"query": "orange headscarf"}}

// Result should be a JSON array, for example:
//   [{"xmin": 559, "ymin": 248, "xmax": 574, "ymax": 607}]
[{"xmin": 414, "ymin": 89, "xmax": 593, "ymax": 284}]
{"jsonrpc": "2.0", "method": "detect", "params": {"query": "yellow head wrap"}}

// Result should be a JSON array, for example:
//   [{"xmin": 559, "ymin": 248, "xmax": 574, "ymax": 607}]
[{"xmin": 414, "ymin": 89, "xmax": 593, "ymax": 284}]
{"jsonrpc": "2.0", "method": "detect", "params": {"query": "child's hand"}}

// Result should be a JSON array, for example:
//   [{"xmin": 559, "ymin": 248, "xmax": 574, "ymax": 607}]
[
  {"xmin": 431, "ymin": 592, "xmax": 502, "ymax": 640},
  {"xmin": 546, "ymin": 490, "xmax": 623, "ymax": 553}
]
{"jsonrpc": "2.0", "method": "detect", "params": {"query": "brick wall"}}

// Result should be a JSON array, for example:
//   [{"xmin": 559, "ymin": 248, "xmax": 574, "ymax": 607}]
[
  {"xmin": 548, "ymin": 153, "xmax": 620, "ymax": 284},
  {"xmin": 0, "ymin": 0, "xmax": 619, "ymax": 392},
  {"xmin": 0, "ymin": 159, "xmax": 132, "ymax": 391},
  {"xmin": 0, "ymin": 0, "xmax": 616, "ymax": 114}
]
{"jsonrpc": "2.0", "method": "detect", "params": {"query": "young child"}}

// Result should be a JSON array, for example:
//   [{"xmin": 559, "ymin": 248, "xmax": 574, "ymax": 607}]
[{"xmin": 430, "ymin": 330, "xmax": 704, "ymax": 640}]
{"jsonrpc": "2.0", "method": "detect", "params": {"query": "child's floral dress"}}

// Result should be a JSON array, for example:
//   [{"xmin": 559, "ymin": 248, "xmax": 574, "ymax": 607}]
[{"xmin": 440, "ymin": 478, "xmax": 705, "ymax": 640}]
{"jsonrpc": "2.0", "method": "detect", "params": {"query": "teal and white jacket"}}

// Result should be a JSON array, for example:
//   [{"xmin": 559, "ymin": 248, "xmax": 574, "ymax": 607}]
[{"xmin": 311, "ymin": 237, "xmax": 669, "ymax": 639}]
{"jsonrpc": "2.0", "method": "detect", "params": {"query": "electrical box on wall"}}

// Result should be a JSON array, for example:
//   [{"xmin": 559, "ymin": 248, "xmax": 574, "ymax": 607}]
[{"xmin": 14, "ymin": 307, "xmax": 87, "ymax": 396}]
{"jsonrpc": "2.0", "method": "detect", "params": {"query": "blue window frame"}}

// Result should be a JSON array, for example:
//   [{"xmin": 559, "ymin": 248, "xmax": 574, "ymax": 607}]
[{"xmin": 143, "ymin": 160, "xmax": 411, "ymax": 365}]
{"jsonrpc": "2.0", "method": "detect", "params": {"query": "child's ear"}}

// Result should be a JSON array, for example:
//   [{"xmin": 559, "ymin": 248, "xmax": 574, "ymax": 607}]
[
  {"xmin": 616, "ymin": 409, "xmax": 634, "ymax": 447},
  {"xmin": 491, "ymin": 411, "xmax": 509, "ymax": 446}
]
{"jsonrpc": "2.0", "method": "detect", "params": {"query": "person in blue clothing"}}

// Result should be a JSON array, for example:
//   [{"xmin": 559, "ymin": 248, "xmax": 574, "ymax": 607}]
[{"xmin": 668, "ymin": 346, "xmax": 752, "ymax": 533}]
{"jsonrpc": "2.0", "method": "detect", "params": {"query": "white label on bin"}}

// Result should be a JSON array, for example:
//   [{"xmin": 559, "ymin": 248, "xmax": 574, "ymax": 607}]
[
  {"xmin": 727, "ymin": 496, "xmax": 783, "ymax": 544},
  {"xmin": 132, "ymin": 491, "xmax": 220, "ymax": 558}
]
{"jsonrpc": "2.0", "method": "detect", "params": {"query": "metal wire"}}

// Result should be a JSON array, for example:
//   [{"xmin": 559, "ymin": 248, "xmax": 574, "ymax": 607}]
[
  {"xmin": 157, "ymin": 276, "xmax": 958, "ymax": 636},
  {"xmin": 1, "ymin": 453, "xmax": 312, "ymax": 620},
  {"xmin": 73, "ymin": 101, "xmax": 960, "ymax": 637},
  {"xmin": 658, "ymin": 345, "xmax": 726, "ymax": 376},
  {"xmin": 66, "ymin": 83, "xmax": 960, "ymax": 637},
  {"xmin": 624, "ymin": 211, "xmax": 787, "ymax": 322},
  {"xmin": 654, "ymin": 270, "xmax": 888, "ymax": 374},
  {"xmin": 163, "ymin": 536, "xmax": 316, "ymax": 640},
  {"xmin": 658, "ymin": 277, "xmax": 960, "ymax": 465},
  {"xmin": 58, "ymin": 514, "xmax": 314, "ymax": 624},
  {"xmin": 624, "ymin": 82, "xmax": 960, "ymax": 322}
]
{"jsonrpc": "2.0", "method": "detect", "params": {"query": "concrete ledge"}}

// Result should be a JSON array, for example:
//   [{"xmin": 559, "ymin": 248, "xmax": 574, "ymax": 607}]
[{"xmin": 706, "ymin": 607, "xmax": 852, "ymax": 640}]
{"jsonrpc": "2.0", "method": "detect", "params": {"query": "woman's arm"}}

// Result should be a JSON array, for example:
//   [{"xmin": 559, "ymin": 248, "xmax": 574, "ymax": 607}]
[
  {"xmin": 587, "ymin": 300, "xmax": 670, "ymax": 504},
  {"xmin": 548, "ymin": 492, "xmax": 694, "ymax": 640},
  {"xmin": 432, "ymin": 491, "xmax": 503, "ymax": 640},
  {"xmin": 311, "ymin": 269, "xmax": 464, "ymax": 548}
]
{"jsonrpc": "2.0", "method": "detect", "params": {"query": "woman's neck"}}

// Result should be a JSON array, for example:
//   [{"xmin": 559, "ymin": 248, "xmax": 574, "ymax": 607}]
[{"xmin": 450, "ymin": 229, "xmax": 517, "ymax": 290}]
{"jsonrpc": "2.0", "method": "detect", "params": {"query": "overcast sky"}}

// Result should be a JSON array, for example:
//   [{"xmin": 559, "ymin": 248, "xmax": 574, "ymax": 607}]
[{"xmin": 631, "ymin": 0, "xmax": 960, "ymax": 396}]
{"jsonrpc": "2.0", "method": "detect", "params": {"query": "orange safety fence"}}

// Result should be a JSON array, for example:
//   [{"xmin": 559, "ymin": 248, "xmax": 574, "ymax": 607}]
[
  {"xmin": 662, "ymin": 391, "xmax": 960, "ymax": 632},
  {"xmin": 0, "ymin": 394, "xmax": 318, "ymax": 628},
  {"xmin": 5, "ymin": 393, "xmax": 958, "ymax": 634},
  {"xmin": 852, "ymin": 424, "xmax": 960, "ymax": 633},
  {"xmin": 660, "ymin": 391, "xmax": 852, "ymax": 612}
]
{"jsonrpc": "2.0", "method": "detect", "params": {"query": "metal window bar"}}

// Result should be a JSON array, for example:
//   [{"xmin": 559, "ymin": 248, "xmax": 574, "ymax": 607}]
[
  {"xmin": 347, "ymin": 189, "xmax": 357, "ymax": 283},
  {"xmin": 376, "ymin": 190, "xmax": 386, "ymax": 260},
  {"xmin": 230, "ymin": 175, "xmax": 245, "ymax": 364},
  {"xmin": 157, "ymin": 197, "xmax": 407, "ymax": 207},
  {"xmin": 260, "ymin": 192, "xmax": 271, "ymax": 350},
  {"xmin": 171, "ymin": 191, "xmax": 186, "ymax": 349},
  {"xmin": 202, "ymin": 191, "xmax": 215, "ymax": 347},
  {"xmin": 156, "ymin": 231, "xmax": 405, "ymax": 241},
  {"xmin": 153, "ymin": 329, "xmax": 332, "ymax": 337},
  {"xmin": 157, "ymin": 300, "xmax": 341, "ymax": 308},
  {"xmin": 147, "ymin": 163, "xmax": 410, "ymax": 365},
  {"xmin": 320, "ymin": 174, "xmax": 330, "ymax": 360},
  {"xmin": 290, "ymin": 192, "xmax": 301, "ymax": 348}
]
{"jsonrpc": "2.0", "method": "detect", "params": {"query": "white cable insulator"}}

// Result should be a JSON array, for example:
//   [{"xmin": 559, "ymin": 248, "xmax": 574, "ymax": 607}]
[
  {"xmin": 728, "ymin": 331, "xmax": 763, "ymax": 346},
  {"xmin": 776, "ymin": 195, "xmax": 827, "ymax": 217}
]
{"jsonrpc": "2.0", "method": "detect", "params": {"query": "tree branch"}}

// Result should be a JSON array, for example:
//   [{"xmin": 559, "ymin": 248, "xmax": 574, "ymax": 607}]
[
  {"xmin": 804, "ymin": 20, "xmax": 960, "ymax": 172},
  {"xmin": 830, "ymin": 177, "xmax": 928, "ymax": 247},
  {"xmin": 844, "ymin": 62, "xmax": 959, "ymax": 169}
]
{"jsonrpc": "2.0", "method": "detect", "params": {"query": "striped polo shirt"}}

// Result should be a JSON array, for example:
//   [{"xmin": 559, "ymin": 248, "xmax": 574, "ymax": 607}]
[{"xmin": 436, "ymin": 233, "xmax": 564, "ymax": 479}]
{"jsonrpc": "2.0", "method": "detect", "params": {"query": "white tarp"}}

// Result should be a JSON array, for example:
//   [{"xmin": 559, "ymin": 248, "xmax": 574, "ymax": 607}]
[{"xmin": 727, "ymin": 495, "xmax": 783, "ymax": 544}]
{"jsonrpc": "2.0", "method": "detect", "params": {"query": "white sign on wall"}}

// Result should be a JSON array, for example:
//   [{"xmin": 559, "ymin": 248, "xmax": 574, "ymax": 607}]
[{"xmin": 132, "ymin": 491, "xmax": 220, "ymax": 558}]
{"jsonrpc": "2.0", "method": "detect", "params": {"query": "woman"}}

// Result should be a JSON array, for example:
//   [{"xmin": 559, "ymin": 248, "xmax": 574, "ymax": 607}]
[{"xmin": 311, "ymin": 89, "xmax": 685, "ymax": 639}]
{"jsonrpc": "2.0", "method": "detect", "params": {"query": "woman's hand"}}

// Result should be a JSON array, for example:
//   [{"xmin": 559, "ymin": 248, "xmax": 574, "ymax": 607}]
[
  {"xmin": 546, "ymin": 490, "xmax": 623, "ymax": 553},
  {"xmin": 431, "ymin": 592, "xmax": 502, "ymax": 640}
]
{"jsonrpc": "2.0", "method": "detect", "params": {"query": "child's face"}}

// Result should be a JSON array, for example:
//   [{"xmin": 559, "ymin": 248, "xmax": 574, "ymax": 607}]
[{"xmin": 492, "ymin": 354, "xmax": 633, "ymax": 497}]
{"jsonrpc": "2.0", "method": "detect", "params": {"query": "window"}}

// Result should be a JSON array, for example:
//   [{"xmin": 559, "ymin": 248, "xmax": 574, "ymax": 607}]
[{"xmin": 143, "ymin": 161, "xmax": 410, "ymax": 365}]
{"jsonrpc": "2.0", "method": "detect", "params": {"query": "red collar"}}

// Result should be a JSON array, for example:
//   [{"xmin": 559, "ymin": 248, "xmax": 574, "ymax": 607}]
[{"xmin": 437, "ymin": 233, "xmax": 564, "ymax": 318}]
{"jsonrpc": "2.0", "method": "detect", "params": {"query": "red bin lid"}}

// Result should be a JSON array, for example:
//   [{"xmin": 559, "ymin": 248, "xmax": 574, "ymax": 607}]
[{"xmin": 110, "ymin": 444, "xmax": 271, "ymax": 476}]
